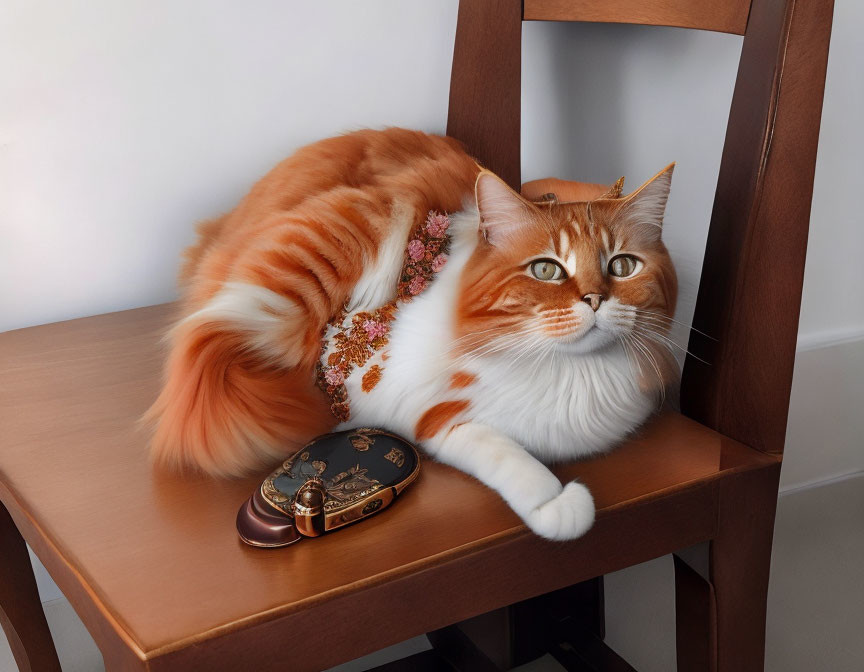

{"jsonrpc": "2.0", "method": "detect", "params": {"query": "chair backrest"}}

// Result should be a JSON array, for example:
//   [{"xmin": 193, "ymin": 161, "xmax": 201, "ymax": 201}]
[
  {"xmin": 447, "ymin": 0, "xmax": 835, "ymax": 455},
  {"xmin": 524, "ymin": 0, "xmax": 751, "ymax": 34}
]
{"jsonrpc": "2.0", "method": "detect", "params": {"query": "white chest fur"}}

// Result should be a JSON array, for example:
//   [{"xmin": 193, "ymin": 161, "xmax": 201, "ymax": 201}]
[
  {"xmin": 340, "ymin": 210, "xmax": 654, "ymax": 460},
  {"xmin": 464, "ymin": 350, "xmax": 654, "ymax": 462}
]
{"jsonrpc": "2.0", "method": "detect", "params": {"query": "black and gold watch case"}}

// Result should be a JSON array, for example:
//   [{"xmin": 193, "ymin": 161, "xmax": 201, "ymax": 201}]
[{"xmin": 236, "ymin": 428, "xmax": 420, "ymax": 548}]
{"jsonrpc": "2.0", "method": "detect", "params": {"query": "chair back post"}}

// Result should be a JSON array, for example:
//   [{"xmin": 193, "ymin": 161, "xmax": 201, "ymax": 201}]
[
  {"xmin": 447, "ymin": 0, "xmax": 523, "ymax": 189},
  {"xmin": 447, "ymin": 0, "xmax": 836, "ymax": 455},
  {"xmin": 680, "ymin": 0, "xmax": 835, "ymax": 454}
]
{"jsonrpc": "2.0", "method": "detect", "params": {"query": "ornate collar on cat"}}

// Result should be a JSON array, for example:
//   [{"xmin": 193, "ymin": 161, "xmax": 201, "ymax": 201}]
[{"xmin": 316, "ymin": 211, "xmax": 452, "ymax": 421}]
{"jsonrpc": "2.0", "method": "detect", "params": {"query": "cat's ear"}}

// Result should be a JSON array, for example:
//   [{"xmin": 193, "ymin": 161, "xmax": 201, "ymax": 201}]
[
  {"xmin": 614, "ymin": 163, "xmax": 674, "ymax": 243},
  {"xmin": 475, "ymin": 171, "xmax": 531, "ymax": 245}
]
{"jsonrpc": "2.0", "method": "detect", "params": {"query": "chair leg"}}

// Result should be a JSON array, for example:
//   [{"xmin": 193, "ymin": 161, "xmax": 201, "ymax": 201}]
[
  {"xmin": 0, "ymin": 501, "xmax": 62, "ymax": 672},
  {"xmin": 426, "ymin": 577, "xmax": 631, "ymax": 672},
  {"xmin": 674, "ymin": 463, "xmax": 781, "ymax": 672}
]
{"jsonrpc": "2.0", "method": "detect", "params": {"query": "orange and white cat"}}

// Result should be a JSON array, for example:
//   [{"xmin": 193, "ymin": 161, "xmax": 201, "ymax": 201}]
[{"xmin": 147, "ymin": 128, "xmax": 677, "ymax": 540}]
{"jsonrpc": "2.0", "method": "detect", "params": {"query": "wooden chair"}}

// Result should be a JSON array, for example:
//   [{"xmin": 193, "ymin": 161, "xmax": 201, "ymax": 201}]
[{"xmin": 0, "ymin": 0, "xmax": 834, "ymax": 670}]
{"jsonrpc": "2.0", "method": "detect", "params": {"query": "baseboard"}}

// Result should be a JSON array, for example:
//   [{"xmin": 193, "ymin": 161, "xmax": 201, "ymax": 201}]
[
  {"xmin": 782, "ymin": 335, "xmax": 864, "ymax": 490},
  {"xmin": 779, "ymin": 469, "xmax": 864, "ymax": 497},
  {"xmin": 796, "ymin": 325, "xmax": 864, "ymax": 352}
]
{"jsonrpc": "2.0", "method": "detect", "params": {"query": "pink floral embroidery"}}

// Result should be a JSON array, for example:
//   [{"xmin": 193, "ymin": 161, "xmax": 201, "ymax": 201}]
[
  {"xmin": 431, "ymin": 254, "xmax": 448, "ymax": 272},
  {"xmin": 362, "ymin": 319, "xmax": 389, "ymax": 339},
  {"xmin": 318, "ymin": 210, "xmax": 452, "ymax": 421},
  {"xmin": 425, "ymin": 212, "xmax": 450, "ymax": 237},
  {"xmin": 324, "ymin": 367, "xmax": 345, "ymax": 386},
  {"xmin": 408, "ymin": 276, "xmax": 427, "ymax": 295},
  {"xmin": 396, "ymin": 212, "xmax": 451, "ymax": 301},
  {"xmin": 407, "ymin": 239, "xmax": 426, "ymax": 262}
]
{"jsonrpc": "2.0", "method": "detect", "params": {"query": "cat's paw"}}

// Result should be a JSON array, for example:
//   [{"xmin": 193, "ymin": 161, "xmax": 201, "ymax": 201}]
[{"xmin": 525, "ymin": 481, "xmax": 595, "ymax": 541}]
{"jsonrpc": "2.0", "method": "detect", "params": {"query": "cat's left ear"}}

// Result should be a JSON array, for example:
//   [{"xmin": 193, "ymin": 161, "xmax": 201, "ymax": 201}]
[
  {"xmin": 475, "ymin": 171, "xmax": 532, "ymax": 245},
  {"xmin": 614, "ymin": 163, "xmax": 675, "ymax": 243}
]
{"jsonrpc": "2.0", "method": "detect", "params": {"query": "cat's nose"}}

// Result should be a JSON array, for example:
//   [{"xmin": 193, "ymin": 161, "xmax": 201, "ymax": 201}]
[{"xmin": 582, "ymin": 293, "xmax": 604, "ymax": 311}]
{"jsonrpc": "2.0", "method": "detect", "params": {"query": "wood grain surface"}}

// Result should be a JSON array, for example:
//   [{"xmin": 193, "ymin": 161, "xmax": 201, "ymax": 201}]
[
  {"xmin": 680, "ymin": 0, "xmax": 836, "ymax": 455},
  {"xmin": 0, "ymin": 304, "xmax": 775, "ymax": 669},
  {"xmin": 524, "ymin": 0, "xmax": 752, "ymax": 35},
  {"xmin": 447, "ymin": 0, "xmax": 522, "ymax": 188}
]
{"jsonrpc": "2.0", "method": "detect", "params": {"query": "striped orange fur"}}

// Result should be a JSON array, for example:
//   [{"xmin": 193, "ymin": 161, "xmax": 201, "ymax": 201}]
[
  {"xmin": 146, "ymin": 129, "xmax": 479, "ymax": 476},
  {"xmin": 146, "ymin": 128, "xmax": 678, "ymax": 497}
]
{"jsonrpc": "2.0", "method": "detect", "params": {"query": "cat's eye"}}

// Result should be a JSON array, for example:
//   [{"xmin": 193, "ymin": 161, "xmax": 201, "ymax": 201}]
[
  {"xmin": 608, "ymin": 255, "xmax": 641, "ymax": 278},
  {"xmin": 530, "ymin": 260, "xmax": 566, "ymax": 281}
]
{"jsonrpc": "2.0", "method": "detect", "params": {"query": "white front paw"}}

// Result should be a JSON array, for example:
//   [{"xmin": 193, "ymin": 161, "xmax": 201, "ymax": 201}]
[{"xmin": 525, "ymin": 481, "xmax": 595, "ymax": 541}]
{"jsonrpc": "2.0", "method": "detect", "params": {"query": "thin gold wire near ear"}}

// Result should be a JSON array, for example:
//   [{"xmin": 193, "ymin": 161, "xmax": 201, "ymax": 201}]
[
  {"xmin": 599, "ymin": 176, "xmax": 625, "ymax": 200},
  {"xmin": 588, "ymin": 176, "xmax": 626, "ymax": 223},
  {"xmin": 531, "ymin": 192, "xmax": 559, "ymax": 206}
]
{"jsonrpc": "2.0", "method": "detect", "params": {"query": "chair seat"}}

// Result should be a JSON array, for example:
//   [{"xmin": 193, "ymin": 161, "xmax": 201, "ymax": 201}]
[{"xmin": 0, "ymin": 304, "xmax": 777, "ymax": 670}]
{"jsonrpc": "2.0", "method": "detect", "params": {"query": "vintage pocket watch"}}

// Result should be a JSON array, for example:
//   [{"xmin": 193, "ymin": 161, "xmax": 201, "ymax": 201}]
[{"xmin": 237, "ymin": 428, "xmax": 420, "ymax": 547}]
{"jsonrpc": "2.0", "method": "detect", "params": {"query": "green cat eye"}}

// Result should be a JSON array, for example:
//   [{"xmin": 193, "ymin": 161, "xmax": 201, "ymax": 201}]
[
  {"xmin": 530, "ymin": 260, "xmax": 566, "ymax": 281},
  {"xmin": 608, "ymin": 255, "xmax": 640, "ymax": 278}
]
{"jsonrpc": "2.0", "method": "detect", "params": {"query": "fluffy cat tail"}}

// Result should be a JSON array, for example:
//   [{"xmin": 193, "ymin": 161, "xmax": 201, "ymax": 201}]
[{"xmin": 143, "ymin": 317, "xmax": 333, "ymax": 477}]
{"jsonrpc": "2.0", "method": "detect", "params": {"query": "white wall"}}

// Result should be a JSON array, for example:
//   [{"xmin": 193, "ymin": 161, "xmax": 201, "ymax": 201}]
[
  {"xmin": 2, "ymin": 1, "xmax": 861, "ymax": 348},
  {"xmin": 798, "ymin": 0, "xmax": 864, "ymax": 347},
  {"xmin": 0, "ymin": 0, "xmax": 460, "ymax": 331},
  {"xmin": 2, "ymin": 0, "xmax": 861, "ymax": 669}
]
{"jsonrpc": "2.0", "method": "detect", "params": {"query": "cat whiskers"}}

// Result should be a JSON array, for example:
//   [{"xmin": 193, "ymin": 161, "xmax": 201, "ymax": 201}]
[
  {"xmin": 449, "ymin": 323, "xmax": 523, "ymax": 341},
  {"xmin": 631, "ymin": 309, "xmax": 718, "ymax": 342},
  {"xmin": 618, "ymin": 332, "xmax": 667, "ymax": 406},
  {"xmin": 631, "ymin": 323, "xmax": 711, "ymax": 366},
  {"xmin": 447, "ymin": 325, "xmax": 555, "ymax": 374},
  {"xmin": 608, "ymin": 307, "xmax": 712, "ymax": 366},
  {"xmin": 498, "ymin": 334, "xmax": 558, "ymax": 378},
  {"xmin": 392, "ymin": 323, "xmax": 521, "ymax": 369},
  {"xmin": 605, "ymin": 308, "xmax": 669, "ymax": 404},
  {"xmin": 508, "ymin": 331, "xmax": 555, "ymax": 370},
  {"xmin": 445, "ymin": 332, "xmax": 531, "ymax": 369}
]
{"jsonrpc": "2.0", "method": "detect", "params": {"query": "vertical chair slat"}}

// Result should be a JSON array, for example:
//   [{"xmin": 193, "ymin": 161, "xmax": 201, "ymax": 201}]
[
  {"xmin": 446, "ymin": 0, "xmax": 523, "ymax": 189},
  {"xmin": 681, "ymin": 0, "xmax": 835, "ymax": 454}
]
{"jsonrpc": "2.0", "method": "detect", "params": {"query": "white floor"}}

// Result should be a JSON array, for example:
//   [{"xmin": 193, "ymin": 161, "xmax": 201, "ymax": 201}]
[{"xmin": 2, "ymin": 474, "xmax": 862, "ymax": 672}]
